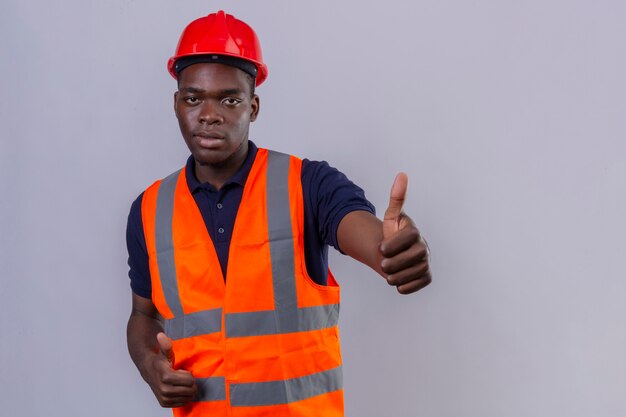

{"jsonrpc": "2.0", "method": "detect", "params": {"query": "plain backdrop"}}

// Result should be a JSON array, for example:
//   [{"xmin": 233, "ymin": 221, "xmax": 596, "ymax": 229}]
[{"xmin": 1, "ymin": 1, "xmax": 625, "ymax": 416}]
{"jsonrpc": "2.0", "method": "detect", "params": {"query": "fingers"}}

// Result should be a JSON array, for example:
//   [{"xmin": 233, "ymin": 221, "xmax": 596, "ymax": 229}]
[
  {"xmin": 160, "ymin": 398, "xmax": 194, "ymax": 409},
  {"xmin": 150, "ymin": 354, "xmax": 197, "ymax": 408},
  {"xmin": 379, "ymin": 224, "xmax": 431, "ymax": 295},
  {"xmin": 396, "ymin": 275, "xmax": 432, "ymax": 295},
  {"xmin": 382, "ymin": 246, "xmax": 428, "ymax": 276},
  {"xmin": 158, "ymin": 365, "xmax": 196, "ymax": 387},
  {"xmin": 159, "ymin": 375, "xmax": 196, "ymax": 394},
  {"xmin": 150, "ymin": 332, "xmax": 197, "ymax": 408},
  {"xmin": 383, "ymin": 173, "xmax": 409, "ymax": 239},
  {"xmin": 153, "ymin": 377, "xmax": 197, "ymax": 408},
  {"xmin": 384, "ymin": 260, "xmax": 431, "ymax": 295},
  {"xmin": 380, "ymin": 226, "xmax": 423, "ymax": 258},
  {"xmin": 385, "ymin": 261, "xmax": 430, "ymax": 287}
]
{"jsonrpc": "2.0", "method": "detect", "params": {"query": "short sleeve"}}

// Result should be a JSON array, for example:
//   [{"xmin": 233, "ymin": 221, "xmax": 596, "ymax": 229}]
[
  {"xmin": 301, "ymin": 159, "xmax": 376, "ymax": 254},
  {"xmin": 126, "ymin": 192, "xmax": 152, "ymax": 299}
]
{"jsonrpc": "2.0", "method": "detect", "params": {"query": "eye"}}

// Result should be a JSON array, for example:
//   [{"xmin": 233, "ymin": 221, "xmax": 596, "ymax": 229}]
[
  {"xmin": 183, "ymin": 96, "xmax": 200, "ymax": 105},
  {"xmin": 222, "ymin": 97, "xmax": 242, "ymax": 106}
]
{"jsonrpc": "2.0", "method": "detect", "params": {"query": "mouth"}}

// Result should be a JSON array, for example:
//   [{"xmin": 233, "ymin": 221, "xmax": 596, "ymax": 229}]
[
  {"xmin": 194, "ymin": 130, "xmax": 225, "ymax": 139},
  {"xmin": 194, "ymin": 131, "xmax": 225, "ymax": 148}
]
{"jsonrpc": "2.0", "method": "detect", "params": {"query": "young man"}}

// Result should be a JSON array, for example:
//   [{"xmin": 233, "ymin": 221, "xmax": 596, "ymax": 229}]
[{"xmin": 126, "ymin": 10, "xmax": 431, "ymax": 417}]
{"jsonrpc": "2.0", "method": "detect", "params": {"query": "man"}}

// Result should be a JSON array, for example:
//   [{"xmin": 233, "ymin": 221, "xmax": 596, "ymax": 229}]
[{"xmin": 126, "ymin": 10, "xmax": 431, "ymax": 417}]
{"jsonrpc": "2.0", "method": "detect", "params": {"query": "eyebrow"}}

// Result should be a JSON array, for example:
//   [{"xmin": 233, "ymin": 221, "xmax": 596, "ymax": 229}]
[
  {"xmin": 178, "ymin": 87, "xmax": 204, "ymax": 94},
  {"xmin": 178, "ymin": 87, "xmax": 245, "ymax": 96}
]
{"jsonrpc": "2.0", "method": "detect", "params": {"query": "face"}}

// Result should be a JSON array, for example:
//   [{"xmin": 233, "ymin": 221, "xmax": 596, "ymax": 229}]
[{"xmin": 174, "ymin": 63, "xmax": 260, "ymax": 172}]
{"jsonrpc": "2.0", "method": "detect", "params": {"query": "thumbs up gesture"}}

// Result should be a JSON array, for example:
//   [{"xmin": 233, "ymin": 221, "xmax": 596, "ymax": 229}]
[
  {"xmin": 144, "ymin": 332, "xmax": 197, "ymax": 408},
  {"xmin": 380, "ymin": 173, "xmax": 431, "ymax": 294}
]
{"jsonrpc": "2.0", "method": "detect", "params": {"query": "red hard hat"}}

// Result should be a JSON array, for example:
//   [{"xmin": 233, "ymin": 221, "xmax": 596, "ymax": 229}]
[{"xmin": 168, "ymin": 10, "xmax": 268, "ymax": 86}]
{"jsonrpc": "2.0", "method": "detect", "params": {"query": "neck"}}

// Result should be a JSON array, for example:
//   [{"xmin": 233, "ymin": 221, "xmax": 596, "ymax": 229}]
[{"xmin": 194, "ymin": 141, "xmax": 248, "ymax": 190}]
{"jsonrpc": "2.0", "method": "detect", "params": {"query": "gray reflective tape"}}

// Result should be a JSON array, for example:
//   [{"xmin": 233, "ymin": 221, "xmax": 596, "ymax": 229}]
[
  {"xmin": 165, "ymin": 308, "xmax": 223, "ymax": 340},
  {"xmin": 155, "ymin": 169, "xmax": 184, "ymax": 316},
  {"xmin": 230, "ymin": 366, "xmax": 343, "ymax": 407},
  {"xmin": 225, "ymin": 310, "xmax": 277, "ymax": 338},
  {"xmin": 297, "ymin": 304, "xmax": 340, "ymax": 331},
  {"xmin": 194, "ymin": 376, "xmax": 226, "ymax": 402},
  {"xmin": 266, "ymin": 151, "xmax": 298, "ymax": 331},
  {"xmin": 225, "ymin": 304, "xmax": 340, "ymax": 338},
  {"xmin": 155, "ymin": 170, "xmax": 223, "ymax": 340}
]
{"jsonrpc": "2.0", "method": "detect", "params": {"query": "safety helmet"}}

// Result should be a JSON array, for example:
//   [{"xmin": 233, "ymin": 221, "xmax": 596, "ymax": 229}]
[{"xmin": 168, "ymin": 10, "xmax": 268, "ymax": 86}]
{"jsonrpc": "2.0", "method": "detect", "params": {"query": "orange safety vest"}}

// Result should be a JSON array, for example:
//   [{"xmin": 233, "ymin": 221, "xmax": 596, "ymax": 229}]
[{"xmin": 141, "ymin": 149, "xmax": 344, "ymax": 417}]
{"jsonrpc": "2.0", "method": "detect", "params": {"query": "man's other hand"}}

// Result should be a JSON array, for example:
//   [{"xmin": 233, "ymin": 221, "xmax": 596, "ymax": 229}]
[{"xmin": 144, "ymin": 332, "xmax": 197, "ymax": 408}]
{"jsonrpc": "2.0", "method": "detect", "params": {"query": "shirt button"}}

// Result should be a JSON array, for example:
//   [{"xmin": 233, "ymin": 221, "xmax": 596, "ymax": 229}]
[
  {"xmin": 217, "ymin": 203, "xmax": 223, "ymax": 209},
  {"xmin": 218, "ymin": 227, "xmax": 225, "ymax": 234}
]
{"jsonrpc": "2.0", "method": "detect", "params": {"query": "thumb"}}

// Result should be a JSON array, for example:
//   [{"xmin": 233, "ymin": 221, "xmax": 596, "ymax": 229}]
[
  {"xmin": 156, "ymin": 332, "xmax": 174, "ymax": 364},
  {"xmin": 383, "ymin": 172, "xmax": 408, "ymax": 239}
]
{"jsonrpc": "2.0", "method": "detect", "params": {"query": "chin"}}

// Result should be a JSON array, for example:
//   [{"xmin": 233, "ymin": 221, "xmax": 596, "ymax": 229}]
[
  {"xmin": 191, "ymin": 148, "xmax": 233, "ymax": 166},
  {"xmin": 193, "ymin": 153, "xmax": 226, "ymax": 166}
]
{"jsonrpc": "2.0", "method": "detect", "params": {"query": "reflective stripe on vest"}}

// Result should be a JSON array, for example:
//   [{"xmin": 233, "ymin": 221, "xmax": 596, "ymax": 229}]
[
  {"xmin": 195, "ymin": 377, "xmax": 227, "ymax": 401},
  {"xmin": 152, "ymin": 150, "xmax": 342, "ymax": 406},
  {"xmin": 193, "ymin": 367, "xmax": 343, "ymax": 404},
  {"xmin": 155, "ymin": 169, "xmax": 224, "ymax": 339},
  {"xmin": 230, "ymin": 366, "xmax": 343, "ymax": 406}
]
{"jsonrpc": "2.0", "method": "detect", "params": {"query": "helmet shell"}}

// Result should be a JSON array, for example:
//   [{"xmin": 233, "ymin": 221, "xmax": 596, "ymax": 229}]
[{"xmin": 168, "ymin": 10, "xmax": 268, "ymax": 86}]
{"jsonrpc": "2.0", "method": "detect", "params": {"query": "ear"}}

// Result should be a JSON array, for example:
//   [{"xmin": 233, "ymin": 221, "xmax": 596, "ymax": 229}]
[
  {"xmin": 250, "ymin": 94, "xmax": 260, "ymax": 122},
  {"xmin": 173, "ymin": 91, "xmax": 179, "ymax": 117}
]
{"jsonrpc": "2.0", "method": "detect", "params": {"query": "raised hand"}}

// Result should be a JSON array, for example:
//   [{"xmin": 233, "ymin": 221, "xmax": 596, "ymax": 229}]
[{"xmin": 380, "ymin": 173, "xmax": 431, "ymax": 294}]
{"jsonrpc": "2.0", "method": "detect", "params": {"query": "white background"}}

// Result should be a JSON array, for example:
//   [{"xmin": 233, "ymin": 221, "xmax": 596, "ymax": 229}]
[{"xmin": 1, "ymin": 1, "xmax": 625, "ymax": 416}]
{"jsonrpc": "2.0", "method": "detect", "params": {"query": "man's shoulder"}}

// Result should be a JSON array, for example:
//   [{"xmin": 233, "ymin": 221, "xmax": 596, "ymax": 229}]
[
  {"xmin": 300, "ymin": 158, "xmax": 347, "ymax": 184},
  {"xmin": 255, "ymin": 147, "xmax": 341, "ymax": 178},
  {"xmin": 128, "ymin": 190, "xmax": 145, "ymax": 219}
]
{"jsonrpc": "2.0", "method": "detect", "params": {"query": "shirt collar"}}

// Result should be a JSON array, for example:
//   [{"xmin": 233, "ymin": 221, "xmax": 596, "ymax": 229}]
[{"xmin": 185, "ymin": 141, "xmax": 259, "ymax": 193}]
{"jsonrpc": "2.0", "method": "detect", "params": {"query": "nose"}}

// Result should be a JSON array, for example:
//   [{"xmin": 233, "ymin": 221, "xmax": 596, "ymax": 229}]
[{"xmin": 198, "ymin": 100, "xmax": 224, "ymax": 125}]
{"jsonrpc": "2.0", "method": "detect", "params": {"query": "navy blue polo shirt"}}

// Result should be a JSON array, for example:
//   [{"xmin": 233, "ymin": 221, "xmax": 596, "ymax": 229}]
[{"xmin": 126, "ymin": 141, "xmax": 375, "ymax": 298}]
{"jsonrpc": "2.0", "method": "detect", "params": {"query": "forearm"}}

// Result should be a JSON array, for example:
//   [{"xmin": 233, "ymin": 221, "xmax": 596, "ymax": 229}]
[
  {"xmin": 127, "ymin": 303, "xmax": 163, "ymax": 381},
  {"xmin": 337, "ymin": 210, "xmax": 385, "ymax": 277}
]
